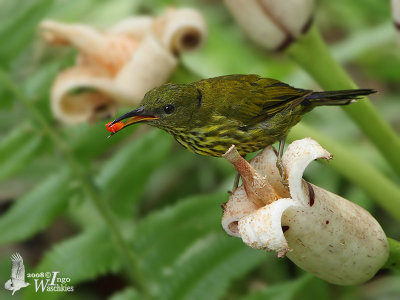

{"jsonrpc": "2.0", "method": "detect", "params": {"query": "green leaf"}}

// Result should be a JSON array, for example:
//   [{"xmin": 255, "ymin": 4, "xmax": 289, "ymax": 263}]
[
  {"xmin": 0, "ymin": 87, "xmax": 13, "ymax": 110},
  {"xmin": 0, "ymin": 127, "xmax": 44, "ymax": 179},
  {"xmin": 0, "ymin": 125, "xmax": 34, "ymax": 158},
  {"xmin": 132, "ymin": 193, "xmax": 226, "ymax": 280},
  {"xmin": 0, "ymin": 170, "xmax": 71, "ymax": 245},
  {"xmin": 95, "ymin": 129, "xmax": 172, "ymax": 216},
  {"xmin": 47, "ymin": 0, "xmax": 140, "ymax": 26},
  {"xmin": 243, "ymin": 279, "xmax": 300, "ymax": 300},
  {"xmin": 157, "ymin": 232, "xmax": 266, "ymax": 300},
  {"xmin": 79, "ymin": 0, "xmax": 141, "ymax": 28},
  {"xmin": 131, "ymin": 192, "xmax": 266, "ymax": 299},
  {"xmin": 46, "ymin": 0, "xmax": 99, "ymax": 22},
  {"xmin": 23, "ymin": 227, "xmax": 121, "ymax": 300},
  {"xmin": 243, "ymin": 274, "xmax": 327, "ymax": 300},
  {"xmin": 0, "ymin": 0, "xmax": 54, "ymax": 65},
  {"xmin": 109, "ymin": 288, "xmax": 142, "ymax": 300},
  {"xmin": 67, "ymin": 121, "xmax": 134, "ymax": 162},
  {"xmin": 23, "ymin": 56, "xmax": 74, "ymax": 100},
  {"xmin": 287, "ymin": 26, "xmax": 400, "ymax": 178},
  {"xmin": 37, "ymin": 227, "xmax": 120, "ymax": 283}
]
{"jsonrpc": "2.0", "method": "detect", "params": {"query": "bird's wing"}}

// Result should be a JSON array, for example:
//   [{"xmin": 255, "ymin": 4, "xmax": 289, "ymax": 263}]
[
  {"xmin": 247, "ymin": 77, "xmax": 311, "ymax": 123},
  {"xmin": 10, "ymin": 253, "xmax": 25, "ymax": 280},
  {"xmin": 196, "ymin": 75, "xmax": 310, "ymax": 126}
]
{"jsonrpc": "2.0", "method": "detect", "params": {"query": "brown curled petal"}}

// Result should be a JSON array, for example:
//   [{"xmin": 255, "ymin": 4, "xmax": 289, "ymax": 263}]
[
  {"xmin": 223, "ymin": 145, "xmax": 278, "ymax": 206},
  {"xmin": 51, "ymin": 66, "xmax": 118, "ymax": 124},
  {"xmin": 41, "ymin": 8, "xmax": 207, "ymax": 125},
  {"xmin": 114, "ymin": 35, "xmax": 178, "ymax": 101},
  {"xmin": 154, "ymin": 7, "xmax": 207, "ymax": 54},
  {"xmin": 39, "ymin": 20, "xmax": 138, "ymax": 75},
  {"xmin": 51, "ymin": 35, "xmax": 177, "ymax": 124}
]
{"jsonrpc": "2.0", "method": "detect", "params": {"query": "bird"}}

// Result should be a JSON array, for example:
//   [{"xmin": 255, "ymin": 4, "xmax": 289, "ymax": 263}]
[
  {"xmin": 4, "ymin": 253, "xmax": 30, "ymax": 295},
  {"xmin": 107, "ymin": 74, "xmax": 374, "ymax": 184}
]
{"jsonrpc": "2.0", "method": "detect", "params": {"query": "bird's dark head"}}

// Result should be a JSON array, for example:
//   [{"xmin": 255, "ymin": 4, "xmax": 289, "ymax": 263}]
[{"xmin": 107, "ymin": 83, "xmax": 201, "ymax": 134}]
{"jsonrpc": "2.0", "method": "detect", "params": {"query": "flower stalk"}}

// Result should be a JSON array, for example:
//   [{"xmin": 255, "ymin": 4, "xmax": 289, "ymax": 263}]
[
  {"xmin": 286, "ymin": 25, "xmax": 400, "ymax": 177},
  {"xmin": 384, "ymin": 238, "xmax": 400, "ymax": 271}
]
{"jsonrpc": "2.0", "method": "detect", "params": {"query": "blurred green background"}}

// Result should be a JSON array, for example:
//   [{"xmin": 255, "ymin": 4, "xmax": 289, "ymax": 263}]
[{"xmin": 0, "ymin": 0, "xmax": 399, "ymax": 299}]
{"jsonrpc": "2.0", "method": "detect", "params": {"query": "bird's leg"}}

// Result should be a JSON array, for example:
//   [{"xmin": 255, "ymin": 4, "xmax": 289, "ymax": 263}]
[
  {"xmin": 233, "ymin": 172, "xmax": 240, "ymax": 191},
  {"xmin": 227, "ymin": 173, "xmax": 240, "ymax": 195},
  {"xmin": 276, "ymin": 138, "xmax": 288, "ymax": 187}
]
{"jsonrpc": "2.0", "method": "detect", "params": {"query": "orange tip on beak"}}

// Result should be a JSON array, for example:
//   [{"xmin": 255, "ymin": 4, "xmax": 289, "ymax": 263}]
[
  {"xmin": 106, "ymin": 107, "xmax": 159, "ymax": 137},
  {"xmin": 106, "ymin": 121, "xmax": 125, "ymax": 134}
]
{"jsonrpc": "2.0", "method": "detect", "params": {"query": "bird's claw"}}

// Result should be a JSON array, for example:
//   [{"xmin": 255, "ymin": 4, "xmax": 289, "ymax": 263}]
[
  {"xmin": 276, "ymin": 159, "xmax": 289, "ymax": 189},
  {"xmin": 281, "ymin": 177, "xmax": 289, "ymax": 188}
]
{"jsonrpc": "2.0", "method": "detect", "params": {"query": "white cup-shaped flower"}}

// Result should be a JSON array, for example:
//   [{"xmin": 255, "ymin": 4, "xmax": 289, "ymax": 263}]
[
  {"xmin": 224, "ymin": 0, "xmax": 314, "ymax": 51},
  {"xmin": 222, "ymin": 138, "xmax": 389, "ymax": 285},
  {"xmin": 39, "ymin": 7, "xmax": 207, "ymax": 124}
]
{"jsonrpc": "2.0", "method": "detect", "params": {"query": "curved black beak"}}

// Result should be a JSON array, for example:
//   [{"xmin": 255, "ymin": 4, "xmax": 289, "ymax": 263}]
[
  {"xmin": 110, "ymin": 107, "xmax": 158, "ymax": 126},
  {"xmin": 106, "ymin": 107, "xmax": 159, "ymax": 136}
]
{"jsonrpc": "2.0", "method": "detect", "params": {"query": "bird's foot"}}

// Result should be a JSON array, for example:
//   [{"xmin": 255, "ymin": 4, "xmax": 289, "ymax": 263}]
[{"xmin": 281, "ymin": 177, "xmax": 289, "ymax": 188}]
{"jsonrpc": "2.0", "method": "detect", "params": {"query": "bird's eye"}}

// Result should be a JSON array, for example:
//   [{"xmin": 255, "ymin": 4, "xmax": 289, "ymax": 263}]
[{"xmin": 163, "ymin": 104, "xmax": 175, "ymax": 114}]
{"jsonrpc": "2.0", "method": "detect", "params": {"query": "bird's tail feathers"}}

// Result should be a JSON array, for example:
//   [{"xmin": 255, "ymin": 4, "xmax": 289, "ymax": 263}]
[{"xmin": 305, "ymin": 89, "xmax": 375, "ymax": 106}]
